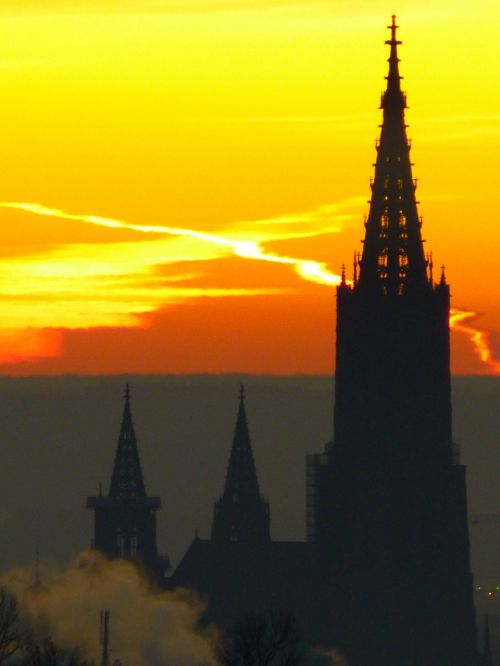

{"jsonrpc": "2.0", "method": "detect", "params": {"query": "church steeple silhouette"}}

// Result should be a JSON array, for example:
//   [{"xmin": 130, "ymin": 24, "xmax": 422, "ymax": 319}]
[
  {"xmin": 212, "ymin": 386, "xmax": 270, "ymax": 544},
  {"xmin": 87, "ymin": 386, "xmax": 167, "ymax": 581},
  {"xmin": 359, "ymin": 15, "xmax": 427, "ymax": 294},
  {"xmin": 109, "ymin": 385, "xmax": 146, "ymax": 498},
  {"xmin": 307, "ymin": 17, "xmax": 479, "ymax": 666}
]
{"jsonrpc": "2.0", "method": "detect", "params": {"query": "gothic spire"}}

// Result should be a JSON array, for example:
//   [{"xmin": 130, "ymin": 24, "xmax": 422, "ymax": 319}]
[
  {"xmin": 222, "ymin": 385, "xmax": 260, "ymax": 502},
  {"xmin": 358, "ymin": 15, "xmax": 428, "ymax": 295},
  {"xmin": 109, "ymin": 385, "xmax": 146, "ymax": 498},
  {"xmin": 212, "ymin": 386, "xmax": 270, "ymax": 543}
]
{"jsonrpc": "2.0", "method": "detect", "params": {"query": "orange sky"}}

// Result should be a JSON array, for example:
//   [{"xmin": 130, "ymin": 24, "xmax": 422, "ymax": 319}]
[{"xmin": 0, "ymin": 0, "xmax": 498, "ymax": 374}]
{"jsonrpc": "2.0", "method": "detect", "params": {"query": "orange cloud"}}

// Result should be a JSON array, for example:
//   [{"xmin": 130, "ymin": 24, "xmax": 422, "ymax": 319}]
[
  {"xmin": 0, "ymin": 201, "xmax": 344, "ymax": 361},
  {"xmin": 0, "ymin": 328, "xmax": 62, "ymax": 364},
  {"xmin": 0, "ymin": 203, "xmax": 498, "ymax": 374}
]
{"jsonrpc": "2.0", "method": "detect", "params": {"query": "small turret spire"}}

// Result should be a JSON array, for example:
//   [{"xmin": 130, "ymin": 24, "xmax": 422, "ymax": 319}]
[{"xmin": 109, "ymin": 385, "xmax": 146, "ymax": 498}]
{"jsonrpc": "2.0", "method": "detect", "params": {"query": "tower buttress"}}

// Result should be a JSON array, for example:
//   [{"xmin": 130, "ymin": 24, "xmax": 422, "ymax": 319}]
[{"xmin": 212, "ymin": 386, "xmax": 270, "ymax": 544}]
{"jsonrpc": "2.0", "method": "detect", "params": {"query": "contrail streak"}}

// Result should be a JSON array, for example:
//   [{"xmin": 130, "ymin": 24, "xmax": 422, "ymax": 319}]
[
  {"xmin": 450, "ymin": 309, "xmax": 500, "ymax": 373},
  {"xmin": 0, "ymin": 202, "xmax": 342, "ymax": 287},
  {"xmin": 1, "ymin": 202, "xmax": 498, "ymax": 373}
]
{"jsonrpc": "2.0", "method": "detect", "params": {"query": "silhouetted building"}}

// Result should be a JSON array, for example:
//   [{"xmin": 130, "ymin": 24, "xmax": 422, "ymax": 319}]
[
  {"xmin": 212, "ymin": 386, "xmax": 270, "ymax": 544},
  {"xmin": 307, "ymin": 16, "xmax": 478, "ymax": 666},
  {"xmin": 171, "ymin": 388, "xmax": 311, "ymax": 628},
  {"xmin": 87, "ymin": 386, "xmax": 169, "ymax": 582},
  {"xmin": 86, "ymin": 18, "xmax": 487, "ymax": 666}
]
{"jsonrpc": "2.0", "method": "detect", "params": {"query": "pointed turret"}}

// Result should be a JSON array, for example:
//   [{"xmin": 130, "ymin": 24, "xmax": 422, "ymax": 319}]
[
  {"xmin": 212, "ymin": 386, "xmax": 270, "ymax": 544},
  {"xmin": 109, "ymin": 385, "xmax": 146, "ymax": 498},
  {"xmin": 359, "ymin": 15, "xmax": 427, "ymax": 295}
]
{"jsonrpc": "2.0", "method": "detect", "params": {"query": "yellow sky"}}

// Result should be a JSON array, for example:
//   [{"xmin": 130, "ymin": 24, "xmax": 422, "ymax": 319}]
[{"xmin": 0, "ymin": 0, "xmax": 498, "ymax": 373}]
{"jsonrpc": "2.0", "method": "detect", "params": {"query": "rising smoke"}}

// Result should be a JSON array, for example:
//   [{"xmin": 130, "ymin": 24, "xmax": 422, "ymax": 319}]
[{"xmin": 2, "ymin": 550, "xmax": 216, "ymax": 666}]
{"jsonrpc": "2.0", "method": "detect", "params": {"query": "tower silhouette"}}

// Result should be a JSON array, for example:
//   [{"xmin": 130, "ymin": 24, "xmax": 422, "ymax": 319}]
[
  {"xmin": 212, "ymin": 386, "xmax": 270, "ymax": 544},
  {"xmin": 172, "ymin": 387, "xmax": 308, "ymax": 627},
  {"xmin": 307, "ymin": 17, "xmax": 478, "ymax": 666},
  {"xmin": 87, "ymin": 386, "xmax": 168, "ymax": 581}
]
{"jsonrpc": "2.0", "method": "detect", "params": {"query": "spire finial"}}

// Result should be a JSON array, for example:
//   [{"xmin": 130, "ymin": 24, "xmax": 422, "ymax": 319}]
[
  {"xmin": 386, "ymin": 14, "xmax": 400, "ymax": 45},
  {"xmin": 383, "ymin": 13, "xmax": 404, "ymax": 111},
  {"xmin": 125, "ymin": 383, "xmax": 130, "ymax": 402},
  {"xmin": 239, "ymin": 384, "xmax": 245, "ymax": 403},
  {"xmin": 440, "ymin": 264, "xmax": 447, "ymax": 285},
  {"xmin": 341, "ymin": 264, "xmax": 346, "ymax": 285}
]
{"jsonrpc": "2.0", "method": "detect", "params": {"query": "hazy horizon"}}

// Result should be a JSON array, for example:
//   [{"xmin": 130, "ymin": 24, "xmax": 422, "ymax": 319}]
[{"xmin": 0, "ymin": 374, "xmax": 497, "ymax": 578}]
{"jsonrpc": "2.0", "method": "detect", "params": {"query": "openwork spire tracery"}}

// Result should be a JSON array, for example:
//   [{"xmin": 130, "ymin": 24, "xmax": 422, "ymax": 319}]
[
  {"xmin": 109, "ymin": 385, "xmax": 146, "ymax": 498},
  {"xmin": 358, "ymin": 15, "xmax": 428, "ymax": 295}
]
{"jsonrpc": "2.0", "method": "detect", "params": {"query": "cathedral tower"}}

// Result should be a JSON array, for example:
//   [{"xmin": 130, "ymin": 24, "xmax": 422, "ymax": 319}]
[
  {"xmin": 87, "ymin": 386, "xmax": 167, "ymax": 581},
  {"xmin": 307, "ymin": 18, "xmax": 478, "ymax": 666},
  {"xmin": 212, "ymin": 386, "xmax": 270, "ymax": 544}
]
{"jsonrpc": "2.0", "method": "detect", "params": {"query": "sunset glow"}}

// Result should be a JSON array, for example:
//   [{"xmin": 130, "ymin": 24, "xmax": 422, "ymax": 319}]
[
  {"xmin": 450, "ymin": 310, "xmax": 500, "ymax": 374},
  {"xmin": 0, "ymin": 1, "xmax": 498, "ymax": 374}
]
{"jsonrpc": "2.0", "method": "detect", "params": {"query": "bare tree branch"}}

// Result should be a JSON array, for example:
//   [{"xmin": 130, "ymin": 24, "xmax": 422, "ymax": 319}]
[
  {"xmin": 215, "ymin": 611, "xmax": 305, "ymax": 666},
  {"xmin": 0, "ymin": 587, "xmax": 22, "ymax": 664}
]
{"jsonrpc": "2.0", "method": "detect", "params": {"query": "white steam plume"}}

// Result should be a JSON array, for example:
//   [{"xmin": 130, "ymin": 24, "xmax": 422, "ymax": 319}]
[{"xmin": 2, "ymin": 550, "xmax": 216, "ymax": 666}]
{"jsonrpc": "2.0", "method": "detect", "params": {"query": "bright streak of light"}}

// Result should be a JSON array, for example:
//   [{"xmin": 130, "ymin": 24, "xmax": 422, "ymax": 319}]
[
  {"xmin": 450, "ymin": 308, "xmax": 500, "ymax": 373},
  {"xmin": 0, "ymin": 202, "xmax": 343, "ymax": 287},
  {"xmin": 1, "ymin": 203, "xmax": 498, "ymax": 374}
]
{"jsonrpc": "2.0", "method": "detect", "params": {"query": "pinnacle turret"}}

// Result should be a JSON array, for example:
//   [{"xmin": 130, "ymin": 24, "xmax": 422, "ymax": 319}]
[
  {"xmin": 358, "ymin": 15, "xmax": 428, "ymax": 295},
  {"xmin": 109, "ymin": 385, "xmax": 146, "ymax": 498}
]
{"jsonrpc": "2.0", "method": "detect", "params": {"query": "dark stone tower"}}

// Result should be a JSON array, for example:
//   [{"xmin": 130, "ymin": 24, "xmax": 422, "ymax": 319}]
[
  {"xmin": 87, "ymin": 386, "xmax": 167, "ymax": 581},
  {"xmin": 212, "ymin": 386, "xmax": 270, "ymax": 544},
  {"xmin": 307, "ymin": 17, "xmax": 478, "ymax": 666}
]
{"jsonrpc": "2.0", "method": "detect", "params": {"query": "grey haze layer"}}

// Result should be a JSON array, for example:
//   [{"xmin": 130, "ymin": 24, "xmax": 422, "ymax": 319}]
[{"xmin": 0, "ymin": 374, "xmax": 497, "ymax": 582}]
